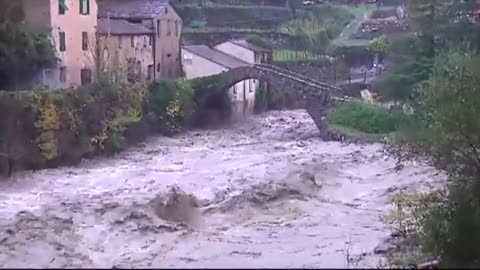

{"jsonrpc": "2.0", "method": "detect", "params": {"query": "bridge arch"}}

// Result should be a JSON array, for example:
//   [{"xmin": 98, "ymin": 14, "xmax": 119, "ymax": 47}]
[{"xmin": 192, "ymin": 64, "xmax": 348, "ymax": 139}]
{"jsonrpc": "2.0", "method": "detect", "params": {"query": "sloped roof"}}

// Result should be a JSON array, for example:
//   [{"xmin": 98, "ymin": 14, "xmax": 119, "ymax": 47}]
[
  {"xmin": 182, "ymin": 45, "xmax": 250, "ymax": 69},
  {"xmin": 98, "ymin": 0, "xmax": 170, "ymax": 19},
  {"xmin": 229, "ymin": 39, "xmax": 271, "ymax": 53},
  {"xmin": 97, "ymin": 18, "xmax": 153, "ymax": 35}
]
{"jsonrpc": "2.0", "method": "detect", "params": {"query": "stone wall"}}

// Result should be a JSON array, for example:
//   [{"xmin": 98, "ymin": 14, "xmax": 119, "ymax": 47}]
[
  {"xmin": 153, "ymin": 3, "xmax": 184, "ymax": 80},
  {"xmin": 97, "ymin": 34, "xmax": 154, "ymax": 83}
]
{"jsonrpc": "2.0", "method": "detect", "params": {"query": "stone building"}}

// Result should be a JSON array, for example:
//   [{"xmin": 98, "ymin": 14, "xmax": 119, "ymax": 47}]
[
  {"xmin": 98, "ymin": 0, "xmax": 183, "ymax": 80},
  {"xmin": 97, "ymin": 18, "xmax": 155, "ymax": 83},
  {"xmin": 181, "ymin": 45, "xmax": 255, "ymax": 121},
  {"xmin": 22, "ymin": 0, "xmax": 98, "ymax": 88}
]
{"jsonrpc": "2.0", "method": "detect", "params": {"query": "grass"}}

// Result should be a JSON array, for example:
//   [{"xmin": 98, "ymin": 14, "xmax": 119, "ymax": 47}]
[
  {"xmin": 273, "ymin": 49, "xmax": 326, "ymax": 62},
  {"xmin": 278, "ymin": 4, "xmax": 360, "ymax": 38},
  {"xmin": 328, "ymin": 123, "xmax": 391, "ymax": 143},
  {"xmin": 341, "ymin": 4, "xmax": 376, "ymax": 17},
  {"xmin": 327, "ymin": 100, "xmax": 401, "ymax": 134},
  {"xmin": 278, "ymin": 19, "xmax": 323, "ymax": 35}
]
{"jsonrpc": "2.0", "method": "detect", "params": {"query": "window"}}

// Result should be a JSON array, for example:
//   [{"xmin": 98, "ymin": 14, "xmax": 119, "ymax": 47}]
[
  {"xmin": 82, "ymin": 32, "xmax": 88, "ymax": 51},
  {"xmin": 147, "ymin": 65, "xmax": 154, "ymax": 81},
  {"xmin": 80, "ymin": 0, "xmax": 90, "ymax": 15},
  {"xmin": 233, "ymin": 85, "xmax": 237, "ymax": 94},
  {"xmin": 175, "ymin": 21, "xmax": 179, "ymax": 37},
  {"xmin": 249, "ymin": 80, "xmax": 253, "ymax": 92},
  {"xmin": 59, "ymin": 67, "xmax": 67, "ymax": 83},
  {"xmin": 127, "ymin": 58, "xmax": 136, "ymax": 83},
  {"xmin": 59, "ymin": 32, "xmax": 66, "ymax": 51},
  {"xmin": 118, "ymin": 36, "xmax": 122, "ymax": 48},
  {"xmin": 127, "ymin": 19, "xmax": 142, "ymax": 24},
  {"xmin": 59, "ymin": 1, "xmax": 66, "ymax": 15},
  {"xmin": 149, "ymin": 36, "xmax": 153, "ymax": 46},
  {"xmin": 183, "ymin": 52, "xmax": 192, "ymax": 64},
  {"xmin": 157, "ymin": 63, "xmax": 161, "ymax": 72},
  {"xmin": 80, "ymin": 68, "xmax": 92, "ymax": 85},
  {"xmin": 143, "ymin": 36, "xmax": 147, "ymax": 48},
  {"xmin": 165, "ymin": 7, "xmax": 168, "ymax": 14},
  {"xmin": 131, "ymin": 36, "xmax": 135, "ymax": 48},
  {"xmin": 157, "ymin": 20, "xmax": 161, "ymax": 37},
  {"xmin": 167, "ymin": 20, "xmax": 171, "ymax": 36}
]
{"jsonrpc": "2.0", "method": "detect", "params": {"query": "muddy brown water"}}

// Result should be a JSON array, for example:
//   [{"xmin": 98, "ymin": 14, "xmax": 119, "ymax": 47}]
[{"xmin": 0, "ymin": 110, "xmax": 443, "ymax": 268}]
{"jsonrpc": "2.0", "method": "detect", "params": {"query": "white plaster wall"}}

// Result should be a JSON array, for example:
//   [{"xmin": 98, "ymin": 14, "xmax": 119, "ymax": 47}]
[
  {"xmin": 214, "ymin": 42, "xmax": 255, "ymax": 64},
  {"xmin": 182, "ymin": 48, "xmax": 255, "ymax": 121}
]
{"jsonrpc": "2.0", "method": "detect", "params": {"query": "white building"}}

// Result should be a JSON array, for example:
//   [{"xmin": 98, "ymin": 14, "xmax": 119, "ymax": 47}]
[{"xmin": 181, "ymin": 45, "xmax": 256, "ymax": 121}]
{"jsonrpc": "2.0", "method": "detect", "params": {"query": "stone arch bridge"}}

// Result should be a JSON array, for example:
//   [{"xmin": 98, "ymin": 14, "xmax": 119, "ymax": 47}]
[{"xmin": 194, "ymin": 64, "xmax": 350, "ymax": 139}]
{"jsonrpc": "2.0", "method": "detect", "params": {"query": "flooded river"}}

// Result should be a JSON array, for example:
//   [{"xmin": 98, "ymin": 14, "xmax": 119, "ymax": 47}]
[{"xmin": 0, "ymin": 110, "xmax": 443, "ymax": 268}]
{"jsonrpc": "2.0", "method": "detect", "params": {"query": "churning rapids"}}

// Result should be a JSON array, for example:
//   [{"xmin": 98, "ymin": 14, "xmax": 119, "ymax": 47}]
[{"xmin": 0, "ymin": 110, "xmax": 443, "ymax": 268}]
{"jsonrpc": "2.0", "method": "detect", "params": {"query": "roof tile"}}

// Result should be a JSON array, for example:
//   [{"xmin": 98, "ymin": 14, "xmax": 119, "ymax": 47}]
[
  {"xmin": 182, "ymin": 45, "xmax": 250, "ymax": 69},
  {"xmin": 98, "ymin": 0, "xmax": 170, "ymax": 19},
  {"xmin": 97, "ymin": 18, "xmax": 153, "ymax": 35}
]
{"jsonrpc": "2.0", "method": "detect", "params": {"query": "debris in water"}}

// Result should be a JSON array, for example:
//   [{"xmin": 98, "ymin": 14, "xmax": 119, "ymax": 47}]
[{"xmin": 150, "ymin": 186, "xmax": 200, "ymax": 224}]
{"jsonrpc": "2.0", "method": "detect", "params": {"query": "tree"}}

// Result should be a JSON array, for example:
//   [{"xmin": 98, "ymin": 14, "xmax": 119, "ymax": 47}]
[
  {"xmin": 407, "ymin": 0, "xmax": 480, "ymax": 55},
  {"xmin": 374, "ymin": 35, "xmax": 432, "ymax": 103},
  {"xmin": 368, "ymin": 35, "xmax": 391, "ymax": 64},
  {"xmin": 368, "ymin": 36, "xmax": 390, "ymax": 54},
  {"xmin": 396, "ymin": 50, "xmax": 480, "ymax": 268},
  {"xmin": 0, "ymin": 1, "xmax": 56, "ymax": 90},
  {"xmin": 406, "ymin": 0, "xmax": 445, "ymax": 57},
  {"xmin": 376, "ymin": 0, "xmax": 480, "ymax": 103}
]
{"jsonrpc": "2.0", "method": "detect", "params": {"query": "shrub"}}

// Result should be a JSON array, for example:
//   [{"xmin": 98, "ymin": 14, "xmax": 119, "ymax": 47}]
[
  {"xmin": 327, "ymin": 100, "xmax": 399, "ymax": 134},
  {"xmin": 0, "ymin": 82, "xmax": 150, "ymax": 174},
  {"xmin": 0, "ymin": 76, "xmax": 226, "ymax": 175},
  {"xmin": 148, "ymin": 80, "xmax": 195, "ymax": 135},
  {"xmin": 393, "ymin": 51, "xmax": 480, "ymax": 268},
  {"xmin": 245, "ymin": 34, "xmax": 272, "ymax": 50}
]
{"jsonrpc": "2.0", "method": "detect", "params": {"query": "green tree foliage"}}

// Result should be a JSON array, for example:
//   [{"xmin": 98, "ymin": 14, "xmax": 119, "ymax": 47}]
[
  {"xmin": 0, "ymin": 78, "xmax": 200, "ymax": 175},
  {"xmin": 245, "ymin": 34, "xmax": 272, "ymax": 50},
  {"xmin": 377, "ymin": 0, "xmax": 480, "ymax": 102},
  {"xmin": 368, "ymin": 36, "xmax": 390, "ymax": 54},
  {"xmin": 407, "ymin": 0, "xmax": 480, "ymax": 55},
  {"xmin": 382, "ymin": 4, "xmax": 480, "ymax": 266},
  {"xmin": 396, "ymin": 51, "xmax": 480, "ymax": 268},
  {"xmin": 148, "ymin": 80, "xmax": 195, "ymax": 135},
  {"xmin": 374, "ymin": 35, "xmax": 432, "ymax": 102},
  {"xmin": 280, "ymin": 4, "xmax": 354, "ymax": 57},
  {"xmin": 0, "ymin": 1, "xmax": 56, "ymax": 90}
]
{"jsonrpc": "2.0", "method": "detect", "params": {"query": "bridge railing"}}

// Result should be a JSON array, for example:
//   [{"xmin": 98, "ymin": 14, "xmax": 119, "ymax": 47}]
[{"xmin": 255, "ymin": 64, "xmax": 342, "ymax": 92}]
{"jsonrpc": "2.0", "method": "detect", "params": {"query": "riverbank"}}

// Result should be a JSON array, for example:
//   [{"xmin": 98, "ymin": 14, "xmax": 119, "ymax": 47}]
[
  {"xmin": 0, "ymin": 80, "xmax": 208, "ymax": 177},
  {"xmin": 0, "ymin": 109, "xmax": 443, "ymax": 268}
]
